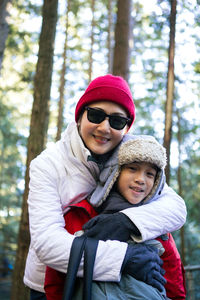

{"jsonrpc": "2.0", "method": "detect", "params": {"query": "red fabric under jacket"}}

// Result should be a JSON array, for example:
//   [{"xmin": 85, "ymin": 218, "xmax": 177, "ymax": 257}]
[{"xmin": 44, "ymin": 199, "xmax": 186, "ymax": 300}]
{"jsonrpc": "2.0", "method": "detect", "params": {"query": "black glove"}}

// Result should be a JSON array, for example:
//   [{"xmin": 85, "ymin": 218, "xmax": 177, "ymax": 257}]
[
  {"xmin": 121, "ymin": 243, "xmax": 166, "ymax": 292},
  {"xmin": 82, "ymin": 212, "xmax": 140, "ymax": 241}
]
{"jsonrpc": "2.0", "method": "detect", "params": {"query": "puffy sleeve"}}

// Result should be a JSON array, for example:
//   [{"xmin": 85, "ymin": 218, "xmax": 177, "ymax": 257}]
[
  {"xmin": 121, "ymin": 183, "xmax": 187, "ymax": 242},
  {"xmin": 28, "ymin": 154, "xmax": 127, "ymax": 281}
]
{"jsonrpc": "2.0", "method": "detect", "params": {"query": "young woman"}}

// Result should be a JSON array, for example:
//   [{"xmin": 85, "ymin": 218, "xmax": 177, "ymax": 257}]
[{"xmin": 23, "ymin": 74, "xmax": 186, "ymax": 299}]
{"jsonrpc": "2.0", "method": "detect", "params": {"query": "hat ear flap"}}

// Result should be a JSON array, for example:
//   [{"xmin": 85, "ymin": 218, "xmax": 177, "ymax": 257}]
[
  {"xmin": 143, "ymin": 170, "xmax": 165, "ymax": 204},
  {"xmin": 89, "ymin": 166, "xmax": 120, "ymax": 207},
  {"xmin": 101, "ymin": 168, "xmax": 121, "ymax": 203}
]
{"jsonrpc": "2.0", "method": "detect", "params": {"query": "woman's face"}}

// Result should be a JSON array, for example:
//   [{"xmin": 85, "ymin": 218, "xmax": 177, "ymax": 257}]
[{"xmin": 78, "ymin": 101, "xmax": 129, "ymax": 155}]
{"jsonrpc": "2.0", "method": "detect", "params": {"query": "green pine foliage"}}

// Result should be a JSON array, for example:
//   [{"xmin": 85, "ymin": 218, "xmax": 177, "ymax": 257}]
[
  {"xmin": 0, "ymin": 0, "xmax": 40, "ymax": 266},
  {"xmin": 0, "ymin": 0, "xmax": 199, "ymax": 285},
  {"xmin": 0, "ymin": 101, "xmax": 25, "ymax": 264}
]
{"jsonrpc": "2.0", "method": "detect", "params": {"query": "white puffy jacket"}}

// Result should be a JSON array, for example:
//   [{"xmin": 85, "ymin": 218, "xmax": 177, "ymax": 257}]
[{"xmin": 24, "ymin": 122, "xmax": 187, "ymax": 292}]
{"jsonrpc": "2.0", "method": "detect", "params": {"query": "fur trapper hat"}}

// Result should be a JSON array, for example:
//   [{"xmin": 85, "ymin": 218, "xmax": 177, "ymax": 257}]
[
  {"xmin": 89, "ymin": 135, "xmax": 167, "ymax": 207},
  {"xmin": 118, "ymin": 137, "xmax": 166, "ymax": 169}
]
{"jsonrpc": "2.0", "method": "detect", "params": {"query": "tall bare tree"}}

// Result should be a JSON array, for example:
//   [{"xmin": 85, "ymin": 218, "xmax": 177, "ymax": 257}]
[
  {"xmin": 107, "ymin": 0, "xmax": 113, "ymax": 73},
  {"xmin": 10, "ymin": 1, "xmax": 58, "ymax": 299},
  {"xmin": 56, "ymin": 0, "xmax": 71, "ymax": 141},
  {"xmin": 112, "ymin": 0, "xmax": 133, "ymax": 81},
  {"xmin": 177, "ymin": 109, "xmax": 186, "ymax": 265},
  {"xmin": 163, "ymin": 0, "xmax": 177, "ymax": 184},
  {"xmin": 0, "ymin": 0, "xmax": 12, "ymax": 72},
  {"xmin": 88, "ymin": 0, "xmax": 95, "ymax": 82}
]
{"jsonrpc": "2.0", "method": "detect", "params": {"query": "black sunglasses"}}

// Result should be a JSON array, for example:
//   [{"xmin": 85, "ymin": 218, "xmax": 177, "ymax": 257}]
[{"xmin": 85, "ymin": 107, "xmax": 131, "ymax": 130}]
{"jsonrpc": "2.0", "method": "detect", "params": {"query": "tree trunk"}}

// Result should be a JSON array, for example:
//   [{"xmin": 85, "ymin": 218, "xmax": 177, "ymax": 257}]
[
  {"xmin": 10, "ymin": 1, "xmax": 58, "ymax": 299},
  {"xmin": 88, "ymin": 0, "xmax": 95, "ymax": 82},
  {"xmin": 112, "ymin": 0, "xmax": 133, "ymax": 81},
  {"xmin": 163, "ymin": 0, "xmax": 177, "ymax": 184},
  {"xmin": 107, "ymin": 0, "xmax": 113, "ymax": 73},
  {"xmin": 0, "ymin": 0, "xmax": 12, "ymax": 72},
  {"xmin": 56, "ymin": 0, "xmax": 71, "ymax": 141},
  {"xmin": 176, "ymin": 109, "xmax": 186, "ymax": 265}
]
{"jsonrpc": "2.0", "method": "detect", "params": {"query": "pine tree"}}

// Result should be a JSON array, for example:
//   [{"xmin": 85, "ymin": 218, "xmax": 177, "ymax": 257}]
[
  {"xmin": 163, "ymin": 0, "xmax": 177, "ymax": 184},
  {"xmin": 11, "ymin": 1, "xmax": 58, "ymax": 299},
  {"xmin": 112, "ymin": 0, "xmax": 133, "ymax": 81}
]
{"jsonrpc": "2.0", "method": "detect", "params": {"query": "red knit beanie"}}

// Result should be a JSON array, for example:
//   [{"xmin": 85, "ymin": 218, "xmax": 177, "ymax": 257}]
[{"xmin": 75, "ymin": 74, "xmax": 135, "ymax": 127}]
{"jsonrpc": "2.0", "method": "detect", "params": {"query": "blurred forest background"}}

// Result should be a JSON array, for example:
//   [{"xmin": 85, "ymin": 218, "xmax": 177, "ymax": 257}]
[{"xmin": 0, "ymin": 0, "xmax": 200, "ymax": 299}]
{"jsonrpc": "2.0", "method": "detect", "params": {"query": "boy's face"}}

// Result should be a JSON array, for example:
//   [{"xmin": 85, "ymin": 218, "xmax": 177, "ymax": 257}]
[
  {"xmin": 117, "ymin": 162, "xmax": 157, "ymax": 205},
  {"xmin": 78, "ymin": 101, "xmax": 129, "ymax": 155}
]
